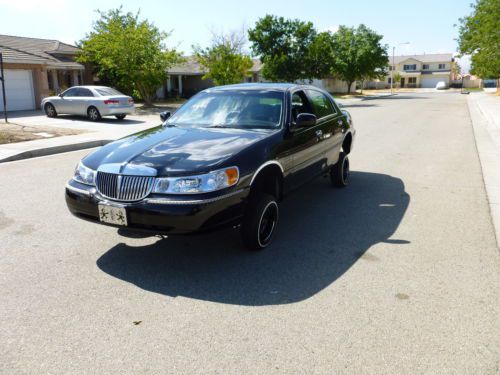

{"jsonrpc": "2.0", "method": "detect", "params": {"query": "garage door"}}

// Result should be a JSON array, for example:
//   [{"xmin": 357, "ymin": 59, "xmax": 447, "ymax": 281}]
[
  {"xmin": 421, "ymin": 76, "xmax": 448, "ymax": 88},
  {"xmin": 0, "ymin": 69, "xmax": 35, "ymax": 111}
]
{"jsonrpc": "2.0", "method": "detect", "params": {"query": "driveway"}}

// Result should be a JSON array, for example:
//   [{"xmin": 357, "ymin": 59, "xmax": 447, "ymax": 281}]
[
  {"xmin": 4, "ymin": 109, "xmax": 161, "ymax": 132},
  {"xmin": 0, "ymin": 109, "xmax": 168, "ymax": 162},
  {"xmin": 0, "ymin": 93, "xmax": 498, "ymax": 374}
]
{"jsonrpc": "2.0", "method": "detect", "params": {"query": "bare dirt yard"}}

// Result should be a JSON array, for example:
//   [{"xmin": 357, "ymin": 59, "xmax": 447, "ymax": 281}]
[{"xmin": 0, "ymin": 122, "xmax": 84, "ymax": 144}]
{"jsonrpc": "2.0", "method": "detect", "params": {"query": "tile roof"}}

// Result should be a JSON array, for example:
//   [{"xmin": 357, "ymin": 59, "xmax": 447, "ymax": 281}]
[
  {"xmin": 390, "ymin": 53, "xmax": 453, "ymax": 65},
  {"xmin": 0, "ymin": 34, "xmax": 83, "ymax": 69}
]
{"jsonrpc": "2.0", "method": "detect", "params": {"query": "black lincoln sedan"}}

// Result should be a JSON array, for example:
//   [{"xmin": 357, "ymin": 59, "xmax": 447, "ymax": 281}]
[{"xmin": 66, "ymin": 83, "xmax": 355, "ymax": 250}]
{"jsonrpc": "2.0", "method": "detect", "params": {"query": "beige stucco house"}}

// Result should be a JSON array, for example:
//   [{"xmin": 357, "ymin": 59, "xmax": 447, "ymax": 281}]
[
  {"xmin": 160, "ymin": 56, "xmax": 354, "ymax": 98},
  {"xmin": 366, "ymin": 53, "xmax": 455, "ymax": 89},
  {"xmin": 0, "ymin": 34, "xmax": 91, "ymax": 111},
  {"xmin": 158, "ymin": 57, "xmax": 262, "ymax": 98}
]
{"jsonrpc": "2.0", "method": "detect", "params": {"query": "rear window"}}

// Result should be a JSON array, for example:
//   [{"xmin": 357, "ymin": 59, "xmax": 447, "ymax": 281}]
[
  {"xmin": 306, "ymin": 89, "xmax": 335, "ymax": 119},
  {"xmin": 95, "ymin": 87, "xmax": 124, "ymax": 96}
]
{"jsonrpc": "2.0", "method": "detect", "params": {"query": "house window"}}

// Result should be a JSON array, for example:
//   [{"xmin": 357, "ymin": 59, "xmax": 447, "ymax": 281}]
[
  {"xmin": 388, "ymin": 77, "xmax": 392, "ymax": 84},
  {"xmin": 439, "ymin": 63, "xmax": 446, "ymax": 69},
  {"xmin": 404, "ymin": 64, "xmax": 417, "ymax": 71},
  {"xmin": 408, "ymin": 77, "xmax": 417, "ymax": 84},
  {"xmin": 422, "ymin": 64, "xmax": 429, "ymax": 70}
]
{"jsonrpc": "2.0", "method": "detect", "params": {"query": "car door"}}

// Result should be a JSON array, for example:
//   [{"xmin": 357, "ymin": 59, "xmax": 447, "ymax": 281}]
[
  {"xmin": 305, "ymin": 89, "xmax": 344, "ymax": 167},
  {"xmin": 75, "ymin": 87, "xmax": 95, "ymax": 116},
  {"xmin": 56, "ymin": 87, "xmax": 79, "ymax": 114},
  {"xmin": 284, "ymin": 89, "xmax": 328, "ymax": 189}
]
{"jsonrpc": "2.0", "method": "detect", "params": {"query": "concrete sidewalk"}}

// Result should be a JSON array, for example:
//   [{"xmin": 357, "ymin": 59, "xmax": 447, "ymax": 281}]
[
  {"xmin": 0, "ymin": 113, "xmax": 160, "ymax": 162},
  {"xmin": 468, "ymin": 92, "xmax": 500, "ymax": 248}
]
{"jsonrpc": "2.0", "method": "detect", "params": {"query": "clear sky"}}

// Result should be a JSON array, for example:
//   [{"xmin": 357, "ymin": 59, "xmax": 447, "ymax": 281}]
[{"xmin": 0, "ymin": 0, "xmax": 473, "ymax": 71}]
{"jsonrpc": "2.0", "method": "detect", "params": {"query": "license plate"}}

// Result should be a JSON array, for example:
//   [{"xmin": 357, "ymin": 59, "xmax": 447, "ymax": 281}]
[{"xmin": 98, "ymin": 204, "xmax": 127, "ymax": 226}]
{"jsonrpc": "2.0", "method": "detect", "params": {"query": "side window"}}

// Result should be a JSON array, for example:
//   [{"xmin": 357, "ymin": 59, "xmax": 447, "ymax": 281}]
[
  {"xmin": 78, "ymin": 88, "xmax": 94, "ymax": 97},
  {"xmin": 291, "ymin": 91, "xmax": 312, "ymax": 122},
  {"xmin": 62, "ymin": 88, "xmax": 78, "ymax": 97},
  {"xmin": 305, "ymin": 90, "xmax": 335, "ymax": 119}
]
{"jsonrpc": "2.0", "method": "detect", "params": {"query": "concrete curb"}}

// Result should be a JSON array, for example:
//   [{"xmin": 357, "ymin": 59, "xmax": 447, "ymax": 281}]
[
  {"xmin": 0, "ymin": 139, "xmax": 111, "ymax": 163},
  {"xmin": 467, "ymin": 93, "xmax": 500, "ymax": 249}
]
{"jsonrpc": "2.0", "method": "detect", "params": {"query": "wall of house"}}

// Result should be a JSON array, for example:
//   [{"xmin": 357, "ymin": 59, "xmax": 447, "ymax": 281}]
[
  {"xmin": 322, "ymin": 78, "xmax": 356, "ymax": 94},
  {"xmin": 462, "ymin": 78, "xmax": 483, "ymax": 88},
  {"xmin": 183, "ymin": 75, "xmax": 214, "ymax": 96}
]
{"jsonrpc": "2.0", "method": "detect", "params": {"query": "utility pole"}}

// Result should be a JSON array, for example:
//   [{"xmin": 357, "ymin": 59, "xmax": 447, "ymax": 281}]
[
  {"xmin": 0, "ymin": 52, "xmax": 7, "ymax": 123},
  {"xmin": 391, "ymin": 47, "xmax": 395, "ymax": 95},
  {"xmin": 391, "ymin": 42, "xmax": 410, "ymax": 95}
]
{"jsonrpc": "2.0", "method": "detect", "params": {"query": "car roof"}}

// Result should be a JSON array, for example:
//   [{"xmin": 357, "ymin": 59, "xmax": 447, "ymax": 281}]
[
  {"xmin": 69, "ymin": 85, "xmax": 114, "ymax": 90},
  {"xmin": 206, "ymin": 83, "xmax": 322, "ymax": 93}
]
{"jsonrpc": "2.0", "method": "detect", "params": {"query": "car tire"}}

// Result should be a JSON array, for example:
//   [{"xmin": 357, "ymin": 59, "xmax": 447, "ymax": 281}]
[
  {"xmin": 241, "ymin": 193, "xmax": 279, "ymax": 251},
  {"xmin": 331, "ymin": 151, "xmax": 350, "ymax": 188},
  {"xmin": 87, "ymin": 106, "xmax": 101, "ymax": 122},
  {"xmin": 115, "ymin": 115, "xmax": 126, "ymax": 120},
  {"xmin": 44, "ymin": 103, "xmax": 57, "ymax": 118}
]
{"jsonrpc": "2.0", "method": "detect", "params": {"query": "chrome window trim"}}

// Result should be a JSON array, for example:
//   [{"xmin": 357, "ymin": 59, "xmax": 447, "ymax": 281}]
[
  {"xmin": 250, "ymin": 160, "xmax": 284, "ymax": 185},
  {"xmin": 146, "ymin": 188, "xmax": 245, "ymax": 205}
]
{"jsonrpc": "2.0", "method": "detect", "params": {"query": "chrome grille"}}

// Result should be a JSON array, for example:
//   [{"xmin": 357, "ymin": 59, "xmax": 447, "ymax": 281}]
[{"xmin": 96, "ymin": 172, "xmax": 154, "ymax": 201}]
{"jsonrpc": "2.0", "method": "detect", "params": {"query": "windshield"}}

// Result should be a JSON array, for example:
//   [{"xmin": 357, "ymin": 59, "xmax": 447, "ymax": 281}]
[
  {"xmin": 95, "ymin": 87, "xmax": 124, "ymax": 96},
  {"xmin": 166, "ymin": 90, "xmax": 284, "ymax": 129}
]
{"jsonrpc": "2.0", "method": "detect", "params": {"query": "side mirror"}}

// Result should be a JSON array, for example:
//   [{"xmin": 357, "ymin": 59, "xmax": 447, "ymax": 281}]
[
  {"xmin": 160, "ymin": 111, "xmax": 171, "ymax": 122},
  {"xmin": 58, "ymin": 94, "xmax": 63, "ymax": 98},
  {"xmin": 293, "ymin": 113, "xmax": 316, "ymax": 129}
]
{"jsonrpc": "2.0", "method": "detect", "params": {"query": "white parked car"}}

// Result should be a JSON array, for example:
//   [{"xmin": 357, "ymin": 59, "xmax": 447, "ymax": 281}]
[
  {"xmin": 435, "ymin": 81, "xmax": 447, "ymax": 90},
  {"xmin": 41, "ymin": 86, "xmax": 135, "ymax": 121}
]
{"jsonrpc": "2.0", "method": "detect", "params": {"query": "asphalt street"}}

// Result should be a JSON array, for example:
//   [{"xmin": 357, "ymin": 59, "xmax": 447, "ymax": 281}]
[{"xmin": 1, "ymin": 93, "xmax": 498, "ymax": 374}]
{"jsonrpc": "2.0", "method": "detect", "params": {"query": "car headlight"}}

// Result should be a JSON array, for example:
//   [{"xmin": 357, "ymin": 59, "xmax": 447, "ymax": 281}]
[
  {"xmin": 73, "ymin": 162, "xmax": 96, "ymax": 186},
  {"xmin": 153, "ymin": 166, "xmax": 239, "ymax": 194}
]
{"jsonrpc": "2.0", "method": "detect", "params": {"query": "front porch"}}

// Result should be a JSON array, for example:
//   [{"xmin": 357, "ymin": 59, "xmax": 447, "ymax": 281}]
[
  {"xmin": 399, "ymin": 72, "xmax": 421, "ymax": 88},
  {"xmin": 46, "ymin": 68, "xmax": 84, "ymax": 94},
  {"xmin": 157, "ymin": 74, "xmax": 214, "ymax": 99}
]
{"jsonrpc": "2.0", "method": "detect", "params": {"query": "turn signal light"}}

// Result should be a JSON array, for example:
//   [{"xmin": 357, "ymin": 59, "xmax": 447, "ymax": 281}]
[{"xmin": 225, "ymin": 167, "xmax": 239, "ymax": 186}]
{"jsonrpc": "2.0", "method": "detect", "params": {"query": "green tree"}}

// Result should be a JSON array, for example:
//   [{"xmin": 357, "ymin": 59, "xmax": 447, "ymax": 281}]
[
  {"xmin": 451, "ymin": 61, "xmax": 462, "ymax": 78},
  {"xmin": 78, "ymin": 8, "xmax": 181, "ymax": 106},
  {"xmin": 248, "ymin": 15, "xmax": 320, "ymax": 82},
  {"xmin": 457, "ymin": 0, "xmax": 500, "ymax": 92},
  {"xmin": 393, "ymin": 72, "xmax": 402, "ymax": 88},
  {"xmin": 194, "ymin": 30, "xmax": 253, "ymax": 86},
  {"xmin": 323, "ymin": 25, "xmax": 388, "ymax": 94}
]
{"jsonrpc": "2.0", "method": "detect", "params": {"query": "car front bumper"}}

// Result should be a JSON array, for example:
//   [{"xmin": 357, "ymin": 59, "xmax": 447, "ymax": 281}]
[{"xmin": 65, "ymin": 180, "xmax": 249, "ymax": 234}]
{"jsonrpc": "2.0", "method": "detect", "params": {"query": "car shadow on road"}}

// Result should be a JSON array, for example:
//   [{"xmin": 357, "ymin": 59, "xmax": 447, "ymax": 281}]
[
  {"xmin": 96, "ymin": 171, "xmax": 410, "ymax": 306},
  {"xmin": 55, "ymin": 115, "xmax": 147, "ymax": 125}
]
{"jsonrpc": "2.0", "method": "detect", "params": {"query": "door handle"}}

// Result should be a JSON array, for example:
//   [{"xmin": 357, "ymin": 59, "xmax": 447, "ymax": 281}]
[{"xmin": 315, "ymin": 129, "xmax": 323, "ymax": 139}]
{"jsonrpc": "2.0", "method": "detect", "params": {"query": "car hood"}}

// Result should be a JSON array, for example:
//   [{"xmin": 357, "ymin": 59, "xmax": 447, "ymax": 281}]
[{"xmin": 83, "ymin": 125, "xmax": 274, "ymax": 175}]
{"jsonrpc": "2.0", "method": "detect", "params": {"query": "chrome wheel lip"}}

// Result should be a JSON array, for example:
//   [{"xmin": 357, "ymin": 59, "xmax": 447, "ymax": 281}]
[{"xmin": 257, "ymin": 201, "xmax": 278, "ymax": 248}]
